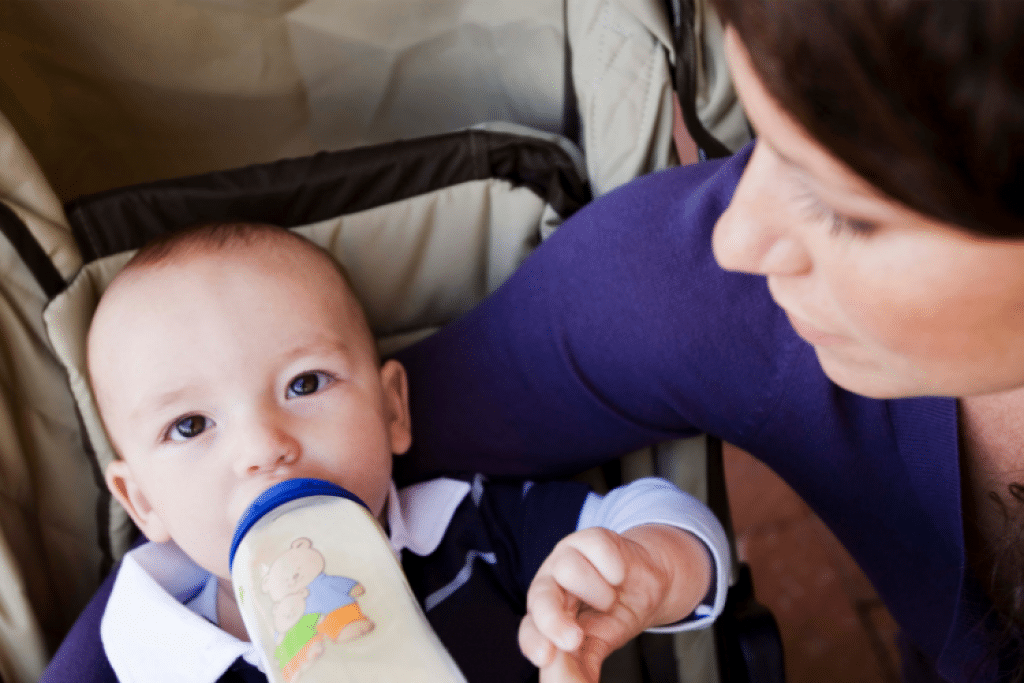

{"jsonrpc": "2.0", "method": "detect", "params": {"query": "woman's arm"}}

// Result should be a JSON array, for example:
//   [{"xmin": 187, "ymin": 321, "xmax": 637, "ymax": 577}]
[{"xmin": 392, "ymin": 145, "xmax": 797, "ymax": 483}]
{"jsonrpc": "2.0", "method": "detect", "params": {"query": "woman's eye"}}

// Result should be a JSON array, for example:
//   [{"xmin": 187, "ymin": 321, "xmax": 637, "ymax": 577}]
[
  {"xmin": 793, "ymin": 188, "xmax": 840, "ymax": 230},
  {"xmin": 838, "ymin": 216, "xmax": 878, "ymax": 237},
  {"xmin": 168, "ymin": 415, "xmax": 209, "ymax": 441},
  {"xmin": 792, "ymin": 186, "xmax": 876, "ymax": 238},
  {"xmin": 287, "ymin": 371, "xmax": 333, "ymax": 398}
]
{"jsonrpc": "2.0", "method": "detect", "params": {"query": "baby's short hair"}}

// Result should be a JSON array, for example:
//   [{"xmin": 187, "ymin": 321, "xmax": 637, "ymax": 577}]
[{"xmin": 122, "ymin": 221, "xmax": 355, "ymax": 290}]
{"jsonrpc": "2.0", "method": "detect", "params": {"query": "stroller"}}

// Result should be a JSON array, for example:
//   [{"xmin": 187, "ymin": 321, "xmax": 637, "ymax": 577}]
[{"xmin": 0, "ymin": 1, "xmax": 776, "ymax": 681}]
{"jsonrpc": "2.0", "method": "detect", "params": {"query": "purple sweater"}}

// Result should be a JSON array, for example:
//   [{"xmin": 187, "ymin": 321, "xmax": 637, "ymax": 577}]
[{"xmin": 394, "ymin": 146, "xmax": 1005, "ymax": 682}]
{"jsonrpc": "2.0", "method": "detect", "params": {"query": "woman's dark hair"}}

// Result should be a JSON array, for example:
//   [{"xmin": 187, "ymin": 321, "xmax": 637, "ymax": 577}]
[
  {"xmin": 710, "ymin": 0, "xmax": 1024, "ymax": 239},
  {"xmin": 980, "ymin": 484, "xmax": 1024, "ymax": 682}
]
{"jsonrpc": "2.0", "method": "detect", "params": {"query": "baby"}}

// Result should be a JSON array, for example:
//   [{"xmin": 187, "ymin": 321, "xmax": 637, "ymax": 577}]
[{"xmin": 84, "ymin": 222, "xmax": 728, "ymax": 683}]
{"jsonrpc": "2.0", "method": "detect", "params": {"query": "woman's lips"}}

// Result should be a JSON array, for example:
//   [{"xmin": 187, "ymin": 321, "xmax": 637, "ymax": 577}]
[
  {"xmin": 785, "ymin": 312, "xmax": 847, "ymax": 346},
  {"xmin": 766, "ymin": 280, "xmax": 849, "ymax": 346}
]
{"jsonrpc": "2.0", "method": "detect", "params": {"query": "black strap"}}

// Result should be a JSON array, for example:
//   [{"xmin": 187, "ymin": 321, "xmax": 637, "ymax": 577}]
[
  {"xmin": 561, "ymin": 0, "xmax": 581, "ymax": 147},
  {"xmin": 705, "ymin": 435, "xmax": 737, "ymax": 549},
  {"xmin": 668, "ymin": 0, "xmax": 731, "ymax": 159},
  {"xmin": 714, "ymin": 564, "xmax": 787, "ymax": 683},
  {"xmin": 638, "ymin": 631, "xmax": 683, "ymax": 683},
  {"xmin": 706, "ymin": 436, "xmax": 787, "ymax": 683},
  {"xmin": 0, "ymin": 201, "xmax": 66, "ymax": 298}
]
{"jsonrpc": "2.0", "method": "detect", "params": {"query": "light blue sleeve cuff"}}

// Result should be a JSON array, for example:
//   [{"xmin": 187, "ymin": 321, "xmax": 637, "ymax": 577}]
[{"xmin": 576, "ymin": 477, "xmax": 731, "ymax": 632}]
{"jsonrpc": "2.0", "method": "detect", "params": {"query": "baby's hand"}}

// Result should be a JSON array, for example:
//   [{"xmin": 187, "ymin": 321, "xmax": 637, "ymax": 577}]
[{"xmin": 518, "ymin": 524, "xmax": 711, "ymax": 683}]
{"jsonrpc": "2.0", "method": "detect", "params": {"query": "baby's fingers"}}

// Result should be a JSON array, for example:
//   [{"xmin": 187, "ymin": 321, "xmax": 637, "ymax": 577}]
[
  {"xmin": 519, "ymin": 612, "xmax": 557, "ymax": 667},
  {"xmin": 527, "ymin": 574, "xmax": 584, "ymax": 651},
  {"xmin": 553, "ymin": 529, "xmax": 627, "ymax": 608},
  {"xmin": 561, "ymin": 528, "xmax": 627, "ymax": 588},
  {"xmin": 538, "ymin": 649, "xmax": 595, "ymax": 683}
]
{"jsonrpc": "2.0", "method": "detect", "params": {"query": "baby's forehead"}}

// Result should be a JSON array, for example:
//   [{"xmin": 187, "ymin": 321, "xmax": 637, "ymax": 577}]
[{"xmin": 90, "ymin": 239, "xmax": 372, "ymax": 362}]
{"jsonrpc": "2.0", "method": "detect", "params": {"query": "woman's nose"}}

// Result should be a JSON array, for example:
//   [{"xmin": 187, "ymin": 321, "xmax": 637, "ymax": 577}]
[
  {"xmin": 232, "ymin": 411, "xmax": 300, "ymax": 476},
  {"xmin": 712, "ymin": 143, "xmax": 812, "ymax": 277}
]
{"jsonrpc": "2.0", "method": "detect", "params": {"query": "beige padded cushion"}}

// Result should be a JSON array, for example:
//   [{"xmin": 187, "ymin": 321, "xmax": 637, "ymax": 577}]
[
  {"xmin": 0, "ymin": 0, "xmax": 745, "ymax": 203},
  {"xmin": 0, "ymin": 237, "xmax": 75, "ymax": 683},
  {"xmin": 0, "ymin": 113, "xmax": 91, "ymax": 683}
]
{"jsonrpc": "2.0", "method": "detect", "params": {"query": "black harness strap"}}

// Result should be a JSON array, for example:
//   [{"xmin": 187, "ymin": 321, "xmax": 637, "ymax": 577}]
[{"xmin": 0, "ymin": 201, "xmax": 66, "ymax": 299}]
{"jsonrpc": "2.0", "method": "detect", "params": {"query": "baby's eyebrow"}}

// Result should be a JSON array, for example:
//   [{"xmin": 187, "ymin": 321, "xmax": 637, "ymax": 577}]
[
  {"xmin": 129, "ymin": 386, "xmax": 198, "ymax": 423},
  {"xmin": 280, "ymin": 338, "xmax": 353, "ymax": 363}
]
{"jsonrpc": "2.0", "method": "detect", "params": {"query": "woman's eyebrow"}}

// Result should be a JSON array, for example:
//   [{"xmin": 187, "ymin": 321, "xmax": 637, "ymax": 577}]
[
  {"xmin": 758, "ymin": 128, "xmax": 841, "ymax": 181},
  {"xmin": 768, "ymin": 139, "xmax": 884, "ymax": 209},
  {"xmin": 764, "ymin": 139, "xmax": 806, "ymax": 172}
]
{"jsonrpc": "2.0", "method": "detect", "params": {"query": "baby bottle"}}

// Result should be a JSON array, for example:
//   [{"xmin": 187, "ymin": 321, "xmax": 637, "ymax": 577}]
[{"xmin": 229, "ymin": 478, "xmax": 468, "ymax": 683}]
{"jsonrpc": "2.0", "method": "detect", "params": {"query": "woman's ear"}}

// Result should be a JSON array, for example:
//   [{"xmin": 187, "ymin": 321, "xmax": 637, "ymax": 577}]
[
  {"xmin": 379, "ymin": 359, "xmax": 412, "ymax": 456},
  {"xmin": 105, "ymin": 459, "xmax": 170, "ymax": 543}
]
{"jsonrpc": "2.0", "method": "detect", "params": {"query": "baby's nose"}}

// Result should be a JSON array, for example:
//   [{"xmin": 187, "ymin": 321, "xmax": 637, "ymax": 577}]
[{"xmin": 233, "ymin": 419, "xmax": 300, "ymax": 476}]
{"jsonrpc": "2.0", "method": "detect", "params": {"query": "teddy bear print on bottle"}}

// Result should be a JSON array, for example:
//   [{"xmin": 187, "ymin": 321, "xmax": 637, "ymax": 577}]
[
  {"xmin": 230, "ymin": 479, "xmax": 467, "ymax": 683},
  {"xmin": 262, "ymin": 538, "xmax": 376, "ymax": 681}
]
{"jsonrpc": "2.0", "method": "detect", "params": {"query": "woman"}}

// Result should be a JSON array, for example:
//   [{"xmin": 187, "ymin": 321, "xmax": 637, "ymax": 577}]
[{"xmin": 393, "ymin": 2, "xmax": 1024, "ymax": 682}]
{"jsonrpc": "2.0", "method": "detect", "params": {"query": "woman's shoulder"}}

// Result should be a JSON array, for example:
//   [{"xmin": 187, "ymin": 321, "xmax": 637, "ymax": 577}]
[
  {"xmin": 523, "ymin": 147, "xmax": 803, "ymax": 436},
  {"xmin": 395, "ymin": 144, "xmax": 808, "ymax": 476},
  {"xmin": 548, "ymin": 147, "xmax": 753, "ymax": 262}
]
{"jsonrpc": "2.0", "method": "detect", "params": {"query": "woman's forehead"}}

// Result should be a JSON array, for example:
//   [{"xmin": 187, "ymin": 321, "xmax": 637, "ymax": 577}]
[
  {"xmin": 724, "ymin": 27, "xmax": 947, "ymax": 229},
  {"xmin": 725, "ymin": 29, "xmax": 883, "ymax": 201}
]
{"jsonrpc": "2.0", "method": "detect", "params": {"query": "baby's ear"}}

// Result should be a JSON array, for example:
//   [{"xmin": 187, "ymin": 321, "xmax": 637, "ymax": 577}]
[
  {"xmin": 379, "ymin": 359, "xmax": 411, "ymax": 456},
  {"xmin": 105, "ymin": 459, "xmax": 170, "ymax": 543}
]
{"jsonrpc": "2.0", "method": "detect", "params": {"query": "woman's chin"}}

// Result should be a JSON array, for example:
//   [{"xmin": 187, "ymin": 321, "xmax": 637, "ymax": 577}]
[{"xmin": 813, "ymin": 348, "xmax": 923, "ymax": 400}]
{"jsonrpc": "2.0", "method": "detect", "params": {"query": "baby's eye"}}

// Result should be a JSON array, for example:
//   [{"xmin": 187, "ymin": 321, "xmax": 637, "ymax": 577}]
[
  {"xmin": 168, "ymin": 415, "xmax": 209, "ymax": 441},
  {"xmin": 286, "ymin": 371, "xmax": 334, "ymax": 398}
]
